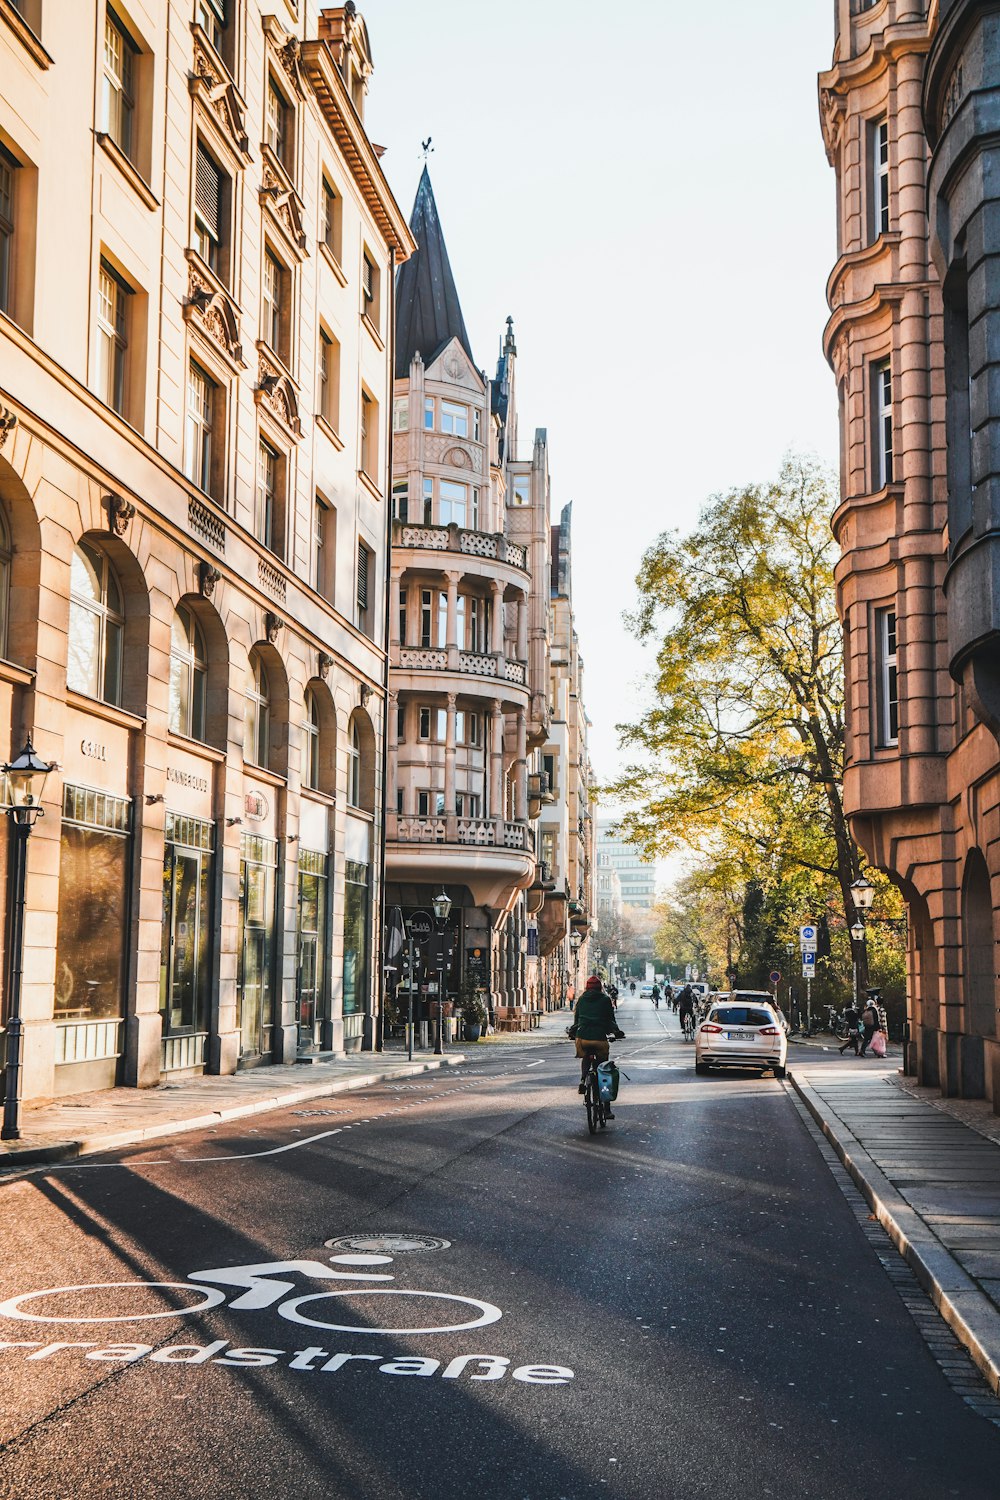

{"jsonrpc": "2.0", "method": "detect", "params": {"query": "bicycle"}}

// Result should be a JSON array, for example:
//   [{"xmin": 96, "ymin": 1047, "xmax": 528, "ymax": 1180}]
[
  {"xmin": 580, "ymin": 1037, "xmax": 622, "ymax": 1135},
  {"xmin": 681, "ymin": 1011, "xmax": 695, "ymax": 1041}
]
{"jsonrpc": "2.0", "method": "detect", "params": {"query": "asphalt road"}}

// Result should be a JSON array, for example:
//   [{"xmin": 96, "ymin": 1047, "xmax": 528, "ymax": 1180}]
[{"xmin": 1, "ymin": 995, "xmax": 999, "ymax": 1499}]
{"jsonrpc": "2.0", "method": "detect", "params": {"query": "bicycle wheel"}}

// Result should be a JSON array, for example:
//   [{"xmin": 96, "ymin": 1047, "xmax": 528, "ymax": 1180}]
[{"xmin": 584, "ymin": 1072, "xmax": 598, "ymax": 1134}]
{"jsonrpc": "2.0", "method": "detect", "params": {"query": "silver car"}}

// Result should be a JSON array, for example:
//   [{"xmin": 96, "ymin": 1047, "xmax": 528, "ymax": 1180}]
[{"xmin": 694, "ymin": 994, "xmax": 788, "ymax": 1078}]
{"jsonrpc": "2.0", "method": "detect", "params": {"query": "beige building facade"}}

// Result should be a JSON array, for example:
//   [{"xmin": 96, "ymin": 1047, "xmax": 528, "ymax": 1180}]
[
  {"xmin": 820, "ymin": 0, "xmax": 1000, "ymax": 1104},
  {"xmin": 0, "ymin": 1, "xmax": 412, "ymax": 1100},
  {"xmin": 385, "ymin": 171, "xmax": 594, "ymax": 1023}
]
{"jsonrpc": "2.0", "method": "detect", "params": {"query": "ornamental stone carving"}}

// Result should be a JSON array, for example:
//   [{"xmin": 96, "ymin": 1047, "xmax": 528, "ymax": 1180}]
[
  {"xmin": 0, "ymin": 404, "xmax": 16, "ymax": 451},
  {"xmin": 265, "ymin": 610, "xmax": 283, "ymax": 643},
  {"xmin": 262, "ymin": 15, "xmax": 305, "ymax": 99},
  {"xmin": 104, "ymin": 493, "xmax": 136, "ymax": 536},
  {"xmin": 819, "ymin": 87, "xmax": 846, "ymax": 167},
  {"xmin": 445, "ymin": 446, "xmax": 471, "ymax": 468},
  {"xmin": 255, "ymin": 348, "xmax": 302, "ymax": 437},
  {"xmin": 189, "ymin": 32, "xmax": 251, "ymax": 158},
  {"xmin": 318, "ymin": 651, "xmax": 333, "ymax": 681},
  {"xmin": 260, "ymin": 161, "xmax": 307, "ymax": 254},
  {"xmin": 198, "ymin": 560, "xmax": 222, "ymax": 598},
  {"xmin": 184, "ymin": 257, "xmax": 244, "ymax": 366}
]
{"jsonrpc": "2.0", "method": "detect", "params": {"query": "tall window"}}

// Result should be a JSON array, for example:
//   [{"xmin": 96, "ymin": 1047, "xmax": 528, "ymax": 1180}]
[
  {"xmin": 441, "ymin": 400, "xmax": 468, "ymax": 437},
  {"xmin": 420, "ymin": 588, "xmax": 433, "ymax": 649},
  {"xmin": 245, "ymin": 652, "xmax": 270, "ymax": 768},
  {"xmin": 265, "ymin": 77, "xmax": 292, "ymax": 172},
  {"xmin": 360, "ymin": 390, "xmax": 377, "ymax": 477},
  {"xmin": 262, "ymin": 250, "xmax": 285, "ymax": 358},
  {"xmin": 439, "ymin": 480, "xmax": 467, "ymax": 527},
  {"xmin": 398, "ymin": 585, "xmax": 408, "ymax": 645},
  {"xmin": 195, "ymin": 0, "xmax": 226, "ymax": 52},
  {"xmin": 257, "ymin": 439, "xmax": 280, "ymax": 553},
  {"xmin": 303, "ymin": 688, "xmax": 320, "ymax": 791},
  {"xmin": 68, "ymin": 541, "xmax": 124, "ymax": 705},
  {"xmin": 96, "ymin": 261, "xmax": 129, "ymax": 416},
  {"xmin": 347, "ymin": 719, "xmax": 361, "ymax": 807},
  {"xmin": 872, "ymin": 358, "xmax": 893, "ymax": 489},
  {"xmin": 169, "ymin": 605, "xmax": 207, "ymax": 741},
  {"xmin": 318, "ymin": 327, "xmax": 340, "ymax": 429},
  {"xmin": 357, "ymin": 539, "xmax": 372, "ymax": 636},
  {"xmin": 424, "ymin": 396, "xmax": 434, "ymax": 430},
  {"xmin": 871, "ymin": 117, "xmax": 889, "ymax": 240},
  {"xmin": 0, "ymin": 507, "xmax": 11, "ymax": 660},
  {"xmin": 194, "ymin": 143, "xmax": 224, "ymax": 276},
  {"xmin": 184, "ymin": 361, "xmax": 216, "ymax": 494},
  {"xmin": 103, "ymin": 8, "xmax": 137, "ymax": 161},
  {"xmin": 875, "ymin": 606, "xmax": 899, "ymax": 747},
  {"xmin": 321, "ymin": 176, "xmax": 341, "ymax": 261},
  {"xmin": 391, "ymin": 482, "xmax": 408, "ymax": 522},
  {"xmin": 361, "ymin": 250, "xmax": 378, "ymax": 329},
  {"xmin": 315, "ymin": 495, "xmax": 335, "ymax": 602},
  {"xmin": 0, "ymin": 148, "xmax": 15, "ymax": 317},
  {"xmin": 392, "ymin": 398, "xmax": 408, "ymax": 432}
]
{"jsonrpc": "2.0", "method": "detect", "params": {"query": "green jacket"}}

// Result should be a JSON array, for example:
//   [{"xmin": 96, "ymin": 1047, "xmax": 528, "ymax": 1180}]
[{"xmin": 574, "ymin": 987, "xmax": 618, "ymax": 1041}]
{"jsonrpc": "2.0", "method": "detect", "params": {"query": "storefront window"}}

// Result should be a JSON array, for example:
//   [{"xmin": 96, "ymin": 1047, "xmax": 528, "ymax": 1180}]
[
  {"xmin": 54, "ymin": 786, "xmax": 130, "ymax": 1023},
  {"xmin": 297, "ymin": 848, "xmax": 327, "ymax": 1044},
  {"xmin": 67, "ymin": 541, "xmax": 124, "ymax": 705},
  {"xmin": 342, "ymin": 859, "xmax": 369, "ymax": 1015},
  {"xmin": 160, "ymin": 813, "xmax": 213, "ymax": 1036},
  {"xmin": 239, "ymin": 833, "xmax": 276, "ymax": 1056}
]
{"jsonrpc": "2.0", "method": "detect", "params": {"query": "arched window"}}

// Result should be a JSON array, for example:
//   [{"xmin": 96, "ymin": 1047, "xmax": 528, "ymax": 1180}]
[
  {"xmin": 245, "ymin": 651, "xmax": 270, "ymax": 768},
  {"xmin": 347, "ymin": 717, "xmax": 361, "ymax": 807},
  {"xmin": 303, "ymin": 688, "xmax": 320, "ymax": 791},
  {"xmin": 68, "ymin": 541, "xmax": 124, "ymax": 704},
  {"xmin": 169, "ymin": 606, "xmax": 207, "ymax": 741}
]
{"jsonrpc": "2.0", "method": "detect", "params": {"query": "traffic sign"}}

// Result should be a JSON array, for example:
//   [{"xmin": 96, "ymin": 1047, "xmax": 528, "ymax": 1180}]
[
  {"xmin": 802, "ymin": 951, "xmax": 816, "ymax": 978},
  {"xmin": 406, "ymin": 910, "xmax": 434, "ymax": 947},
  {"xmin": 800, "ymin": 922, "xmax": 817, "ymax": 954},
  {"xmin": 769, "ymin": 970, "xmax": 781, "ymax": 985}
]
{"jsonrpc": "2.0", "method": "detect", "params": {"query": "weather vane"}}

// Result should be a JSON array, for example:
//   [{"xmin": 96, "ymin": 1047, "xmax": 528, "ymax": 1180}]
[{"xmin": 420, "ymin": 136, "xmax": 433, "ymax": 161}]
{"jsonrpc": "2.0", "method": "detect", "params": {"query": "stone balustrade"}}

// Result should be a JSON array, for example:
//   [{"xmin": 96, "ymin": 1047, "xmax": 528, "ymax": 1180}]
[
  {"xmin": 396, "ymin": 521, "xmax": 528, "ymax": 572},
  {"xmin": 389, "ymin": 814, "xmax": 534, "ymax": 853}
]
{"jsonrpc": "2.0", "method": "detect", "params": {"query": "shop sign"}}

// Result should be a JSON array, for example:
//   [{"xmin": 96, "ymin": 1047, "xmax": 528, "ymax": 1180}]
[
  {"xmin": 62, "ymin": 706, "xmax": 130, "ymax": 792},
  {"xmin": 244, "ymin": 790, "xmax": 270, "ymax": 822}
]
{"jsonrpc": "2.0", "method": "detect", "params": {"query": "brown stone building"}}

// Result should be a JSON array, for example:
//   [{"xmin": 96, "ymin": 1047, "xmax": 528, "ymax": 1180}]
[
  {"xmin": 0, "ymin": 1, "xmax": 412, "ymax": 1100},
  {"xmin": 820, "ymin": 0, "xmax": 1000, "ymax": 1103}
]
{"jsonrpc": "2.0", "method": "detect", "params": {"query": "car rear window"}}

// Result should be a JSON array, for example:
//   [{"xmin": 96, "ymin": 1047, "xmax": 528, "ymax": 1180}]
[{"xmin": 710, "ymin": 1007, "xmax": 773, "ymax": 1027}]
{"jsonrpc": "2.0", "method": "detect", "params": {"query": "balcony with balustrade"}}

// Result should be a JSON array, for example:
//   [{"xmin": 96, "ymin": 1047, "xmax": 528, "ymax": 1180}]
[{"xmin": 386, "ymin": 810, "xmax": 536, "ymax": 908}]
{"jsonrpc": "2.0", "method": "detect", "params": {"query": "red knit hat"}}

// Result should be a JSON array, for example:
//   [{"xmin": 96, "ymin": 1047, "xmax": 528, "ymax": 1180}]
[{"xmin": 585, "ymin": 975, "xmax": 603, "ymax": 990}]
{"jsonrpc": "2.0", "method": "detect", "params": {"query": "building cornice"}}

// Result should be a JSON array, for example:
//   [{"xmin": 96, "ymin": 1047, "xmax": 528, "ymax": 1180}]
[
  {"xmin": 300, "ymin": 40, "xmax": 415, "ymax": 260},
  {"xmin": 819, "ymin": 20, "xmax": 934, "ymax": 162},
  {"xmin": 823, "ymin": 282, "xmax": 934, "ymax": 368},
  {"xmin": 826, "ymin": 231, "xmax": 902, "ymax": 309}
]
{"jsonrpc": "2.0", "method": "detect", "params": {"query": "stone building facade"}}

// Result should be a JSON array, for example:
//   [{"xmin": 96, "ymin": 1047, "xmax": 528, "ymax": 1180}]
[
  {"xmin": 385, "ymin": 170, "xmax": 593, "ymax": 1022},
  {"xmin": 820, "ymin": 0, "xmax": 1000, "ymax": 1104},
  {"xmin": 0, "ymin": 1, "xmax": 412, "ymax": 1100}
]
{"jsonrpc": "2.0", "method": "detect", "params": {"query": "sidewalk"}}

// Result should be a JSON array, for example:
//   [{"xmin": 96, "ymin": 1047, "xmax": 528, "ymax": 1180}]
[{"xmin": 790, "ymin": 1054, "xmax": 1000, "ymax": 1394}]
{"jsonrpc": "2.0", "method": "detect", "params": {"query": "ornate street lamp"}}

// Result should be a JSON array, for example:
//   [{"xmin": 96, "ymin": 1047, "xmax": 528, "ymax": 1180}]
[
  {"xmin": 1, "ymin": 736, "xmax": 55, "ymax": 1141},
  {"xmin": 850, "ymin": 877, "xmax": 875, "ymax": 913},
  {"xmin": 431, "ymin": 890, "xmax": 452, "ymax": 1056}
]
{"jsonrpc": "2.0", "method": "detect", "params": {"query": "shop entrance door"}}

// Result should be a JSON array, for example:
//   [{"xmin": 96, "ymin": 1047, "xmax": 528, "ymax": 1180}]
[
  {"xmin": 239, "ymin": 836, "xmax": 275, "ymax": 1061},
  {"xmin": 296, "ymin": 851, "xmax": 327, "ymax": 1051},
  {"xmin": 160, "ymin": 815, "xmax": 213, "ymax": 1073}
]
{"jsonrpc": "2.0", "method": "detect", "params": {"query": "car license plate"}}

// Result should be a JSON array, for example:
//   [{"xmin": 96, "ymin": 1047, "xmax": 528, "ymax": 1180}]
[{"xmin": 726, "ymin": 1031, "xmax": 756, "ymax": 1041}]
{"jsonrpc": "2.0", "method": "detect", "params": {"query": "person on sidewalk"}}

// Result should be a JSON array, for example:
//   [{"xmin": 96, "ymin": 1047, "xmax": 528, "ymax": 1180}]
[
  {"xmin": 859, "ymin": 997, "xmax": 880, "ymax": 1056},
  {"xmin": 839, "ymin": 1005, "xmax": 862, "ymax": 1056}
]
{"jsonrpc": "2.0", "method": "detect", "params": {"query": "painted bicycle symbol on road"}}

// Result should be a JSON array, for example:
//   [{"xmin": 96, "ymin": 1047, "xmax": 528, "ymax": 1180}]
[{"xmin": 0, "ymin": 1252, "xmax": 503, "ymax": 1338}]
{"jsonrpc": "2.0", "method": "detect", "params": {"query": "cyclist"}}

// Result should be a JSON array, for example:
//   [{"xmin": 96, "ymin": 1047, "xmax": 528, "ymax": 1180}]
[
  {"xmin": 651, "ymin": 983, "xmax": 660, "ymax": 1008},
  {"xmin": 678, "ymin": 984, "xmax": 696, "ymax": 1037},
  {"xmin": 629, "ymin": 980, "xmax": 636, "ymax": 996},
  {"xmin": 571, "ymin": 975, "xmax": 625, "ymax": 1106}
]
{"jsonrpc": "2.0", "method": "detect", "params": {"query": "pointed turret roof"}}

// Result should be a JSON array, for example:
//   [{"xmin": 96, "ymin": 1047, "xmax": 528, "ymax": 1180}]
[{"xmin": 394, "ymin": 166, "xmax": 475, "ymax": 378}]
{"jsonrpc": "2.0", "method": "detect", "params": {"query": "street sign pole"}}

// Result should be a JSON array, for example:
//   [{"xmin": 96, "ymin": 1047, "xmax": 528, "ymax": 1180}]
[
  {"xmin": 807, "ymin": 974, "xmax": 812, "ymax": 1035},
  {"xmin": 407, "ymin": 931, "xmax": 415, "ymax": 1061}
]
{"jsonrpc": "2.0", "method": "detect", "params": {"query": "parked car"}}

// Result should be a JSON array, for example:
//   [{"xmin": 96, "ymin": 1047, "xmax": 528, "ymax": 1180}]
[{"xmin": 694, "ymin": 994, "xmax": 788, "ymax": 1078}]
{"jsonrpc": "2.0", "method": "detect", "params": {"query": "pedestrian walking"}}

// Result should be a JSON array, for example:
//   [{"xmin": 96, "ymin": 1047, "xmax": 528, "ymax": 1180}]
[
  {"xmin": 859, "ymin": 997, "xmax": 880, "ymax": 1057},
  {"xmin": 839, "ymin": 1005, "xmax": 862, "ymax": 1056}
]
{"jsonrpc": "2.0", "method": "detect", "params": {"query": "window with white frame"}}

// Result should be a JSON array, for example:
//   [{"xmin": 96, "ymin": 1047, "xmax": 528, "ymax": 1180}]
[
  {"xmin": 315, "ymin": 494, "xmax": 335, "ymax": 602},
  {"xmin": 418, "ymin": 707, "xmax": 431, "ymax": 741},
  {"xmin": 441, "ymin": 400, "xmax": 468, "ymax": 437},
  {"xmin": 347, "ymin": 719, "xmax": 362, "ymax": 807},
  {"xmin": 321, "ymin": 176, "xmax": 341, "ymax": 260},
  {"xmin": 0, "ymin": 147, "xmax": 16, "ymax": 318},
  {"xmin": 184, "ymin": 360, "xmax": 217, "ymax": 495},
  {"xmin": 473, "ymin": 408, "xmax": 481, "ymax": 442},
  {"xmin": 424, "ymin": 396, "xmax": 434, "ymax": 430},
  {"xmin": 872, "ymin": 358, "xmax": 893, "ymax": 489},
  {"xmin": 392, "ymin": 397, "xmax": 408, "ymax": 432},
  {"xmin": 397, "ymin": 584, "xmax": 408, "ymax": 645},
  {"xmin": 318, "ymin": 327, "xmax": 340, "ymax": 430},
  {"xmin": 391, "ymin": 482, "xmax": 408, "ymax": 523},
  {"xmin": 417, "ymin": 790, "xmax": 430, "ymax": 817},
  {"xmin": 421, "ymin": 478, "xmax": 434, "ymax": 524},
  {"xmin": 435, "ymin": 592, "xmax": 447, "ymax": 649},
  {"xmin": 871, "ymin": 117, "xmax": 889, "ymax": 240},
  {"xmin": 103, "ymin": 8, "xmax": 137, "ymax": 162},
  {"xmin": 303, "ymin": 688, "xmax": 320, "ymax": 791},
  {"xmin": 244, "ymin": 651, "xmax": 270, "ymax": 768},
  {"xmin": 466, "ymin": 713, "xmax": 481, "ymax": 747},
  {"xmin": 456, "ymin": 793, "xmax": 481, "ymax": 818},
  {"xmin": 396, "ymin": 704, "xmax": 405, "ymax": 741},
  {"xmin": 265, "ymin": 76, "xmax": 292, "ymax": 172},
  {"xmin": 262, "ymin": 249, "xmax": 286, "ymax": 359},
  {"xmin": 420, "ymin": 589, "xmax": 433, "ymax": 649},
  {"xmin": 439, "ymin": 479, "xmax": 467, "ymax": 528},
  {"xmin": 361, "ymin": 249, "xmax": 380, "ymax": 332},
  {"xmin": 196, "ymin": 0, "xmax": 227, "ymax": 53},
  {"xmin": 360, "ymin": 389, "xmax": 377, "ymax": 477},
  {"xmin": 96, "ymin": 260, "xmax": 129, "ymax": 416},
  {"xmin": 256, "ymin": 438, "xmax": 281, "ymax": 553},
  {"xmin": 875, "ymin": 606, "xmax": 899, "ymax": 747},
  {"xmin": 68, "ymin": 541, "xmax": 124, "ymax": 705},
  {"xmin": 357, "ymin": 539, "xmax": 372, "ymax": 636},
  {"xmin": 512, "ymin": 477, "xmax": 530, "ymax": 506},
  {"xmin": 169, "ymin": 605, "xmax": 207, "ymax": 741}
]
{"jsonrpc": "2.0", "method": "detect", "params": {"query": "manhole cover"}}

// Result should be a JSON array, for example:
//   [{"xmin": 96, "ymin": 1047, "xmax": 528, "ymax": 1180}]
[{"xmin": 324, "ymin": 1233, "xmax": 451, "ymax": 1254}]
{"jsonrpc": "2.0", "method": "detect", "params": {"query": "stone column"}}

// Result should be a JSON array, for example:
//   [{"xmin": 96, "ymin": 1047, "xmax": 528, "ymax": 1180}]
[
  {"xmin": 444, "ymin": 692, "xmax": 457, "ymax": 815},
  {"xmin": 445, "ymin": 569, "xmax": 460, "ymax": 670},
  {"xmin": 515, "ymin": 708, "xmax": 528, "ymax": 821},
  {"xmin": 491, "ymin": 580, "xmax": 505, "ymax": 660},
  {"xmin": 489, "ymin": 698, "xmax": 504, "ymax": 822}
]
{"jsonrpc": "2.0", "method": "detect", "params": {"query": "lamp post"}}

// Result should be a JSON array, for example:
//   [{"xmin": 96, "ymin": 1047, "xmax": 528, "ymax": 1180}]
[
  {"xmin": 569, "ymin": 930, "xmax": 581, "ymax": 998},
  {"xmin": 1, "ymin": 736, "xmax": 54, "ymax": 1141},
  {"xmin": 850, "ymin": 877, "xmax": 875, "ymax": 1008},
  {"xmin": 431, "ymin": 888, "xmax": 452, "ymax": 1057}
]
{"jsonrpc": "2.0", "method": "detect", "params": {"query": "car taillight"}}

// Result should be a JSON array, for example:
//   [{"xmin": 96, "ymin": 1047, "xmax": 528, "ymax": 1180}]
[
  {"xmin": 700, "ymin": 1024, "xmax": 723, "ymax": 1033},
  {"xmin": 759, "ymin": 1026, "xmax": 780, "ymax": 1036}
]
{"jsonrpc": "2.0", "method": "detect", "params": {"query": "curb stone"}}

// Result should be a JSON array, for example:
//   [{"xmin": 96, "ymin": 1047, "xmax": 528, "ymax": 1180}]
[
  {"xmin": 0, "ymin": 1054, "xmax": 467, "ymax": 1182},
  {"xmin": 789, "ymin": 1066, "xmax": 1000, "ymax": 1395}
]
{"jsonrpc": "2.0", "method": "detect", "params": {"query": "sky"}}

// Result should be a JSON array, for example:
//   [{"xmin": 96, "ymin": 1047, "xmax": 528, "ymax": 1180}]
[{"xmin": 365, "ymin": 0, "xmax": 840, "ymax": 789}]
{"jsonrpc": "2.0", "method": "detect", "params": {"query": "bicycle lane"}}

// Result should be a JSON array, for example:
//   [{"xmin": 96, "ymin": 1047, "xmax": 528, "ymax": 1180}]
[{"xmin": 2, "ymin": 1035, "xmax": 1000, "ymax": 1498}]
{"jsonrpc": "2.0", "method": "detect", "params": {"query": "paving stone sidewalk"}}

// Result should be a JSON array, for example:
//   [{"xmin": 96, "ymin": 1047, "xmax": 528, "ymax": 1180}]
[{"xmin": 791, "ymin": 1056, "xmax": 1000, "ymax": 1394}]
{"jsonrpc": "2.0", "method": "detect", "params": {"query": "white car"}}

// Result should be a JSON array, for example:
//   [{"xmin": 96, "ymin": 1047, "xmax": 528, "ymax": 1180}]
[
  {"xmin": 639, "ymin": 983, "xmax": 654, "ymax": 999},
  {"xmin": 694, "ymin": 995, "xmax": 788, "ymax": 1078}
]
